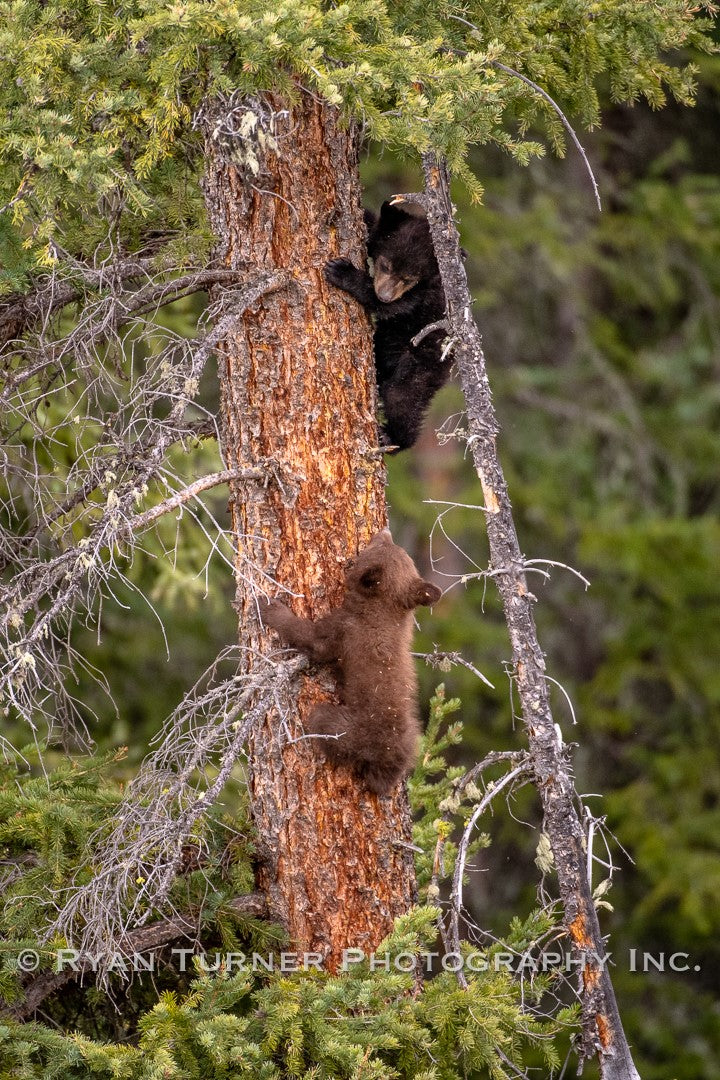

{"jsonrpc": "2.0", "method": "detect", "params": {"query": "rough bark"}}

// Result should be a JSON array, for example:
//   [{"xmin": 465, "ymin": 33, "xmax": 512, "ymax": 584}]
[
  {"xmin": 202, "ymin": 92, "xmax": 416, "ymax": 969},
  {"xmin": 417, "ymin": 154, "xmax": 641, "ymax": 1080}
]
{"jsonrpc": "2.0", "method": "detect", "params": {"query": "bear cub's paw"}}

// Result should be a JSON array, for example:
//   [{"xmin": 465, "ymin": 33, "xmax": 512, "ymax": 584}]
[
  {"xmin": 257, "ymin": 597, "xmax": 285, "ymax": 627},
  {"xmin": 324, "ymin": 257, "xmax": 361, "ymax": 289}
]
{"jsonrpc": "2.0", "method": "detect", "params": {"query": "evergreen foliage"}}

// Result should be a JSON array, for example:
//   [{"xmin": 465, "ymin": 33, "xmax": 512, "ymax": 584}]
[
  {"xmin": 0, "ymin": 0, "xmax": 714, "ymax": 280},
  {"xmin": 0, "ymin": 701, "xmax": 575, "ymax": 1078},
  {"xmin": 377, "ymin": 51, "xmax": 720, "ymax": 1076},
  {"xmin": 0, "ymin": 747, "xmax": 268, "ymax": 1014},
  {"xmin": 1, "ymin": 0, "xmax": 718, "ymax": 1075},
  {"xmin": 0, "ymin": 929, "xmax": 572, "ymax": 1080},
  {"xmin": 410, "ymin": 684, "xmax": 467, "ymax": 897}
]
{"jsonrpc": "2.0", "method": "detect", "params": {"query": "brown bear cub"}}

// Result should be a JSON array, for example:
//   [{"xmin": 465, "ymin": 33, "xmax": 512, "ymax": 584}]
[{"xmin": 260, "ymin": 529, "xmax": 441, "ymax": 796}]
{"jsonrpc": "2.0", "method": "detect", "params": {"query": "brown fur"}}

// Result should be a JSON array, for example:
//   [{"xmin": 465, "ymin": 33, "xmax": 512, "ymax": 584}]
[{"xmin": 260, "ymin": 529, "xmax": 441, "ymax": 795}]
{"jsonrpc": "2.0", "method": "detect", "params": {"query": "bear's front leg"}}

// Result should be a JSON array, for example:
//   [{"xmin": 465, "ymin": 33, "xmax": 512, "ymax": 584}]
[
  {"xmin": 324, "ymin": 258, "xmax": 377, "ymax": 310},
  {"xmin": 259, "ymin": 598, "xmax": 318, "ymax": 655},
  {"xmin": 260, "ymin": 599, "xmax": 340, "ymax": 664}
]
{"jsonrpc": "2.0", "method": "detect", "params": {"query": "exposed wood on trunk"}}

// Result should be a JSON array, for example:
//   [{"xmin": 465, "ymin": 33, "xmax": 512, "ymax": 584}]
[
  {"xmin": 202, "ymin": 91, "xmax": 416, "ymax": 970},
  {"xmin": 417, "ymin": 154, "xmax": 641, "ymax": 1080}
]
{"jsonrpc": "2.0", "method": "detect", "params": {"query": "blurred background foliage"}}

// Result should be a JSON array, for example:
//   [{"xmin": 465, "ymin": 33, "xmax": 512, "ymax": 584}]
[
  {"xmin": 1, "ymin": 45, "xmax": 719, "ymax": 1080},
  {"xmin": 380, "ymin": 52, "xmax": 720, "ymax": 1078}
]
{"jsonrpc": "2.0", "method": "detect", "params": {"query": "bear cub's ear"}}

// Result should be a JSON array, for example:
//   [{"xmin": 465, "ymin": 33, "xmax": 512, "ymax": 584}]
[
  {"xmin": 359, "ymin": 565, "xmax": 384, "ymax": 591},
  {"xmin": 363, "ymin": 208, "xmax": 378, "ymax": 231},
  {"xmin": 409, "ymin": 580, "xmax": 442, "ymax": 608}
]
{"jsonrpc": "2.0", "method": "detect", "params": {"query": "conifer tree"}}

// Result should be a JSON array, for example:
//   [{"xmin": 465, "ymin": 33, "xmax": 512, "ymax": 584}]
[{"xmin": 0, "ymin": 2, "xmax": 715, "ymax": 1077}]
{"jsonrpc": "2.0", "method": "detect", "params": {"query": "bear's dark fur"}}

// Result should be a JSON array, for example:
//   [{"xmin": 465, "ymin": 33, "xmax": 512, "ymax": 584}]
[
  {"xmin": 260, "ymin": 529, "xmax": 441, "ymax": 795},
  {"xmin": 324, "ymin": 201, "xmax": 451, "ymax": 451}
]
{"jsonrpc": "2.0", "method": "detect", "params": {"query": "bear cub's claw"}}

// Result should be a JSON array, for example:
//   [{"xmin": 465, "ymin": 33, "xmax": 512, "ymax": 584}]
[{"xmin": 324, "ymin": 257, "xmax": 357, "ymax": 287}]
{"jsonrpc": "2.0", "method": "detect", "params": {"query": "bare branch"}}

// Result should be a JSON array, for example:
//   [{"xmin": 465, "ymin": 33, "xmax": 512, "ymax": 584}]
[
  {"xmin": 420, "ymin": 152, "xmax": 639, "ymax": 1078},
  {"xmin": 0, "ymin": 256, "xmax": 158, "ymax": 349},
  {"xmin": 1, "ymin": 268, "xmax": 242, "ymax": 401},
  {"xmin": 414, "ymin": 648, "xmax": 495, "ymax": 689},
  {"xmin": 42, "ymin": 648, "xmax": 303, "ymax": 982},
  {"xmin": 425, "ymin": 748, "xmax": 532, "ymax": 995},
  {"xmin": 447, "ymin": 759, "xmax": 533, "ymax": 984},
  {"xmin": 0, "ymin": 271, "xmax": 289, "ymax": 735},
  {"xmin": 523, "ymin": 558, "xmax": 592, "ymax": 591},
  {"xmin": 411, "ymin": 318, "xmax": 450, "ymax": 347},
  {"xmin": 125, "ymin": 467, "xmax": 264, "ymax": 533},
  {"xmin": 491, "ymin": 60, "xmax": 602, "ymax": 212}
]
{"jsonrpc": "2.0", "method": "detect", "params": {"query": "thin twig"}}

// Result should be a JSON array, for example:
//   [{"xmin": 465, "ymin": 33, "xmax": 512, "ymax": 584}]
[
  {"xmin": 126, "ymin": 468, "xmax": 264, "ymax": 533},
  {"xmin": 411, "ymin": 318, "xmax": 450, "ymax": 346},
  {"xmin": 448, "ymin": 760, "xmax": 533, "ymax": 986},
  {"xmin": 413, "ymin": 649, "xmax": 495, "ymax": 689},
  {"xmin": 448, "ymin": 15, "xmax": 601, "ymax": 211}
]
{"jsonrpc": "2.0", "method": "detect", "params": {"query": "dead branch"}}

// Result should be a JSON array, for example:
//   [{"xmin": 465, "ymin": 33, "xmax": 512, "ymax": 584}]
[
  {"xmin": 0, "ymin": 271, "xmax": 289, "ymax": 735},
  {"xmin": 6, "ymin": 893, "xmax": 267, "ymax": 1020},
  {"xmin": 125, "ymin": 467, "xmax": 264, "ymax": 533},
  {"xmin": 447, "ymin": 758, "xmax": 534, "ymax": 988},
  {"xmin": 0, "ymin": 256, "xmax": 158, "ymax": 349},
  {"xmin": 1, "ymin": 267, "xmax": 242, "ymax": 401},
  {"xmin": 42, "ymin": 649, "xmax": 304, "ymax": 982},
  {"xmin": 419, "ymin": 153, "xmax": 640, "ymax": 1079},
  {"xmin": 490, "ymin": 59, "xmax": 601, "ymax": 212},
  {"xmin": 445, "ymin": 15, "xmax": 601, "ymax": 211},
  {"xmin": 411, "ymin": 318, "xmax": 450, "ymax": 347},
  {"xmin": 413, "ymin": 648, "xmax": 495, "ymax": 689}
]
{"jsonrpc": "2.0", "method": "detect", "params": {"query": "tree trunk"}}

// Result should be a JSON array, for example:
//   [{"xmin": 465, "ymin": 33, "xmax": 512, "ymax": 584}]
[
  {"xmin": 419, "ymin": 154, "xmax": 641, "ymax": 1080},
  {"xmin": 202, "ymin": 92, "xmax": 416, "ymax": 969}
]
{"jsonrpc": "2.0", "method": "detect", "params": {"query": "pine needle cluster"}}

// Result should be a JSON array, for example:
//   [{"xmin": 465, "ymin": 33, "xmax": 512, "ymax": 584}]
[
  {"xmin": 0, "ymin": 705, "xmax": 578, "ymax": 1078},
  {"xmin": 1, "ymin": 0, "xmax": 715, "ymax": 279}
]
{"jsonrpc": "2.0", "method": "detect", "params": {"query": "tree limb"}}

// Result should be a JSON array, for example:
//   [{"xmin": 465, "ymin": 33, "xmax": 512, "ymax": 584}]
[
  {"xmin": 0, "ymin": 256, "xmax": 158, "ymax": 349},
  {"xmin": 419, "ymin": 153, "xmax": 640, "ymax": 1080},
  {"xmin": 1, "ymin": 267, "xmax": 243, "ymax": 398},
  {"xmin": 125, "ymin": 468, "xmax": 264, "ymax": 534},
  {"xmin": 446, "ymin": 15, "xmax": 601, "ymax": 211},
  {"xmin": 4, "ymin": 893, "xmax": 267, "ymax": 1021}
]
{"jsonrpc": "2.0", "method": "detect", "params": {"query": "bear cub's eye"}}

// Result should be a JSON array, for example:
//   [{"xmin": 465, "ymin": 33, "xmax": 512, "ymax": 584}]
[{"xmin": 359, "ymin": 567, "xmax": 383, "ymax": 590}]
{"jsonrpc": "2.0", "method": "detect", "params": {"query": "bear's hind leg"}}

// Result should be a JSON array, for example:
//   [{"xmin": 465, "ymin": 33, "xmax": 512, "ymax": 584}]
[
  {"xmin": 379, "ymin": 378, "xmax": 428, "ymax": 451},
  {"xmin": 307, "ymin": 704, "xmax": 355, "ymax": 766},
  {"xmin": 357, "ymin": 759, "xmax": 404, "ymax": 797},
  {"xmin": 308, "ymin": 705, "xmax": 404, "ymax": 796}
]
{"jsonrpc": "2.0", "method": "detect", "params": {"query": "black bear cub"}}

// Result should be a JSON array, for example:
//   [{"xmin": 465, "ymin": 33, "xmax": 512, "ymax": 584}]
[
  {"xmin": 324, "ymin": 200, "xmax": 451, "ymax": 451},
  {"xmin": 260, "ymin": 529, "xmax": 441, "ymax": 795}
]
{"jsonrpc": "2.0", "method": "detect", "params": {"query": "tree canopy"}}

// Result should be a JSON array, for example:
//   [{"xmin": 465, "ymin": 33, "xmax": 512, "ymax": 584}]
[{"xmin": 0, "ymin": 0, "xmax": 714, "ymax": 282}]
